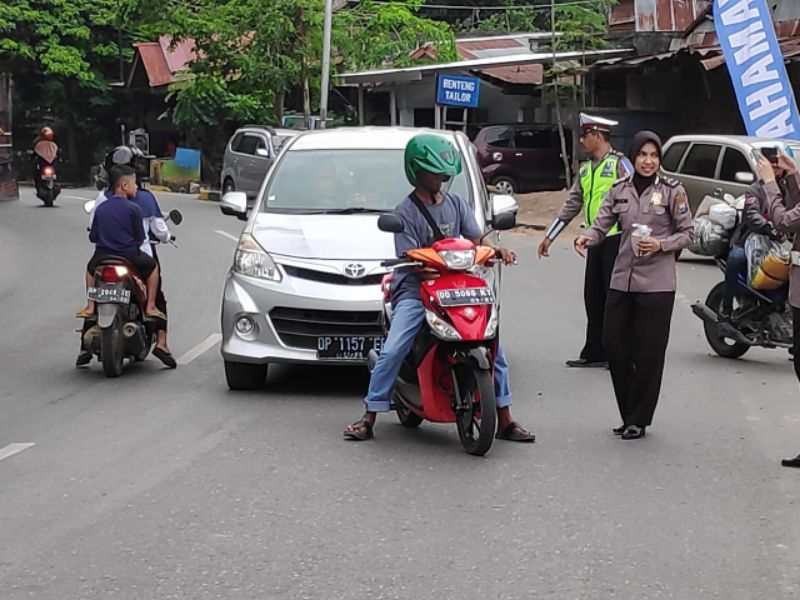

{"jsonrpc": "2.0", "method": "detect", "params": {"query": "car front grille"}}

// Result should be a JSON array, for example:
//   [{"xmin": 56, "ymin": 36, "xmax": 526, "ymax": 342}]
[
  {"xmin": 282, "ymin": 265, "xmax": 383, "ymax": 286},
  {"xmin": 270, "ymin": 307, "xmax": 383, "ymax": 350}
]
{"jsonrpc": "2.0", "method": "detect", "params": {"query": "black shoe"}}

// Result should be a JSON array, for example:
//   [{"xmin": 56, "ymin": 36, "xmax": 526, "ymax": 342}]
[
  {"xmin": 565, "ymin": 358, "xmax": 608, "ymax": 368},
  {"xmin": 75, "ymin": 351, "xmax": 92, "ymax": 368},
  {"xmin": 781, "ymin": 454, "xmax": 800, "ymax": 468},
  {"xmin": 621, "ymin": 425, "xmax": 646, "ymax": 440},
  {"xmin": 612, "ymin": 424, "xmax": 626, "ymax": 435}
]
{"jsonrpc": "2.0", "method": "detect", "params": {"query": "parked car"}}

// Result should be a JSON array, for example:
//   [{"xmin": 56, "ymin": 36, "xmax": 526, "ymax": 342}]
[
  {"xmin": 474, "ymin": 124, "xmax": 572, "ymax": 195},
  {"xmin": 217, "ymin": 126, "xmax": 519, "ymax": 390},
  {"xmin": 661, "ymin": 134, "xmax": 800, "ymax": 213},
  {"xmin": 220, "ymin": 125, "xmax": 299, "ymax": 201}
]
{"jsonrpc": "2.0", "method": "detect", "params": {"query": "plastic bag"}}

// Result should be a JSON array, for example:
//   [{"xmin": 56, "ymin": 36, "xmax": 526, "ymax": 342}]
[
  {"xmin": 631, "ymin": 223, "xmax": 653, "ymax": 257},
  {"xmin": 690, "ymin": 216, "xmax": 730, "ymax": 256},
  {"xmin": 708, "ymin": 203, "xmax": 738, "ymax": 230},
  {"xmin": 746, "ymin": 233, "xmax": 790, "ymax": 289}
]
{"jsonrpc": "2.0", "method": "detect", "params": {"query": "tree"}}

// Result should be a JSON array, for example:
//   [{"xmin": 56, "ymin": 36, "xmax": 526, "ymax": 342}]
[{"xmin": 0, "ymin": 0, "xmax": 142, "ymax": 178}]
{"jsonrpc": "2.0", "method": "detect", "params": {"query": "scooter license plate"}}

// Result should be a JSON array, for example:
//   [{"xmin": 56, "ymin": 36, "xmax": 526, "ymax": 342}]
[
  {"xmin": 87, "ymin": 287, "xmax": 131, "ymax": 304},
  {"xmin": 436, "ymin": 288, "xmax": 495, "ymax": 307},
  {"xmin": 317, "ymin": 336, "xmax": 384, "ymax": 360}
]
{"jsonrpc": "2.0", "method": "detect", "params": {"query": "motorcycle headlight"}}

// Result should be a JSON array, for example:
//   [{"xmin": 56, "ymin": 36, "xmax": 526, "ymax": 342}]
[
  {"xmin": 233, "ymin": 233, "xmax": 282, "ymax": 281},
  {"xmin": 438, "ymin": 249, "xmax": 475, "ymax": 270},
  {"xmin": 425, "ymin": 309, "xmax": 461, "ymax": 341},
  {"xmin": 484, "ymin": 308, "xmax": 499, "ymax": 339}
]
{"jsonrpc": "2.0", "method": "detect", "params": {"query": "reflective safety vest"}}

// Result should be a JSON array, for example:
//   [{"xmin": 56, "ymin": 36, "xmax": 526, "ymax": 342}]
[{"xmin": 580, "ymin": 152, "xmax": 627, "ymax": 234}]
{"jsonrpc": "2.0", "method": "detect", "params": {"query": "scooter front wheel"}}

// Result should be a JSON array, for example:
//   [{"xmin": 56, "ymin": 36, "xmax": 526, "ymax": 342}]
[{"xmin": 455, "ymin": 367, "xmax": 496, "ymax": 456}]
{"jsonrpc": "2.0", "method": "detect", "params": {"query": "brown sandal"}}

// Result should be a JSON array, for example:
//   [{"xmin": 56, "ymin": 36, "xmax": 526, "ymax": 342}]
[
  {"xmin": 343, "ymin": 419, "xmax": 374, "ymax": 441},
  {"xmin": 496, "ymin": 421, "xmax": 536, "ymax": 443}
]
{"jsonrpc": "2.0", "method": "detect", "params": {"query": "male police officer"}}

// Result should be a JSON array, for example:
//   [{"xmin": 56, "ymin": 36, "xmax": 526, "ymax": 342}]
[{"xmin": 537, "ymin": 114, "xmax": 633, "ymax": 368}]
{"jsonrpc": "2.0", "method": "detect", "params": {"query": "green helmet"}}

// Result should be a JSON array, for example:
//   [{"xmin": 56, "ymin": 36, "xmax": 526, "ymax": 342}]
[{"xmin": 404, "ymin": 133, "xmax": 463, "ymax": 186}]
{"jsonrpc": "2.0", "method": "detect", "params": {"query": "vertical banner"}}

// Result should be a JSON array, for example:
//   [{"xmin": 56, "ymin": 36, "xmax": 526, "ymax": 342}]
[{"xmin": 714, "ymin": 0, "xmax": 800, "ymax": 140}]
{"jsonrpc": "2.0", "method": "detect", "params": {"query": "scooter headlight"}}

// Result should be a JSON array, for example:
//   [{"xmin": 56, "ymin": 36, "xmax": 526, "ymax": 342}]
[
  {"xmin": 437, "ymin": 249, "xmax": 475, "ymax": 270},
  {"xmin": 234, "ymin": 233, "xmax": 282, "ymax": 282},
  {"xmin": 425, "ymin": 309, "xmax": 462, "ymax": 341},
  {"xmin": 484, "ymin": 308, "xmax": 499, "ymax": 339}
]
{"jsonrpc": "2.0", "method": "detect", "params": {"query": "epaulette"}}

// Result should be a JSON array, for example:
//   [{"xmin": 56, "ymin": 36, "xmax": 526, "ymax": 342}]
[
  {"xmin": 612, "ymin": 175, "xmax": 632, "ymax": 187},
  {"xmin": 610, "ymin": 149, "xmax": 627, "ymax": 159},
  {"xmin": 660, "ymin": 176, "xmax": 681, "ymax": 188}
]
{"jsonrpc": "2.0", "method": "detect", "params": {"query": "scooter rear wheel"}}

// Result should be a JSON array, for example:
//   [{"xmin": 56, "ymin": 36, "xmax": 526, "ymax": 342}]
[
  {"xmin": 455, "ymin": 367, "xmax": 496, "ymax": 456},
  {"xmin": 703, "ymin": 282, "xmax": 750, "ymax": 359},
  {"xmin": 101, "ymin": 322, "xmax": 125, "ymax": 377},
  {"xmin": 395, "ymin": 398, "xmax": 423, "ymax": 428}
]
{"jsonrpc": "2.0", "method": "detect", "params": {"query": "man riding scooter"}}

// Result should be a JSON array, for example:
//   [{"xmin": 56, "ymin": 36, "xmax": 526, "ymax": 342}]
[
  {"xmin": 76, "ymin": 147, "xmax": 176, "ymax": 368},
  {"xmin": 720, "ymin": 144, "xmax": 795, "ymax": 321},
  {"xmin": 31, "ymin": 126, "xmax": 60, "ymax": 199},
  {"xmin": 343, "ymin": 133, "xmax": 535, "ymax": 443}
]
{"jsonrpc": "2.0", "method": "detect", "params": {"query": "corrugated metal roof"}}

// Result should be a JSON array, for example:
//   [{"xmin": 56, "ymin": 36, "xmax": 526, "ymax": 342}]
[{"xmin": 132, "ymin": 36, "xmax": 195, "ymax": 89}]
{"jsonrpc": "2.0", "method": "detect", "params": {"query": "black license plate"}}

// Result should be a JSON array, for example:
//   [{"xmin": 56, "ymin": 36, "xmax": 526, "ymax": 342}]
[
  {"xmin": 436, "ymin": 287, "xmax": 495, "ymax": 307},
  {"xmin": 87, "ymin": 286, "xmax": 130, "ymax": 304},
  {"xmin": 317, "ymin": 336, "xmax": 384, "ymax": 360}
]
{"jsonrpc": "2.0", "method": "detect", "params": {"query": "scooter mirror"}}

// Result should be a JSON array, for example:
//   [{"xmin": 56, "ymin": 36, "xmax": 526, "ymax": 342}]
[
  {"xmin": 493, "ymin": 212, "xmax": 516, "ymax": 231},
  {"xmin": 377, "ymin": 214, "xmax": 404, "ymax": 233},
  {"xmin": 83, "ymin": 199, "xmax": 96, "ymax": 214},
  {"xmin": 169, "ymin": 209, "xmax": 183, "ymax": 225}
]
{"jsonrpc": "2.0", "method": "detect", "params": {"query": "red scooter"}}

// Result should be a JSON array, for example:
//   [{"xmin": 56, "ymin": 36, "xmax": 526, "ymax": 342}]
[{"xmin": 374, "ymin": 212, "xmax": 515, "ymax": 456}]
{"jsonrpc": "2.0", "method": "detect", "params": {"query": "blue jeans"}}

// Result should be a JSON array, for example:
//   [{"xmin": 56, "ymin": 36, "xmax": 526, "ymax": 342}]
[
  {"xmin": 723, "ymin": 246, "xmax": 748, "ymax": 313},
  {"xmin": 364, "ymin": 298, "xmax": 513, "ymax": 412}
]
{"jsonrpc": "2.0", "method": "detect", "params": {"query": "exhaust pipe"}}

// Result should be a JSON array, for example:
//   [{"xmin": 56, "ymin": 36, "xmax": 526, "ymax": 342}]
[
  {"xmin": 122, "ymin": 323, "xmax": 139, "ymax": 338},
  {"xmin": 691, "ymin": 301, "xmax": 752, "ymax": 346},
  {"xmin": 122, "ymin": 322, "xmax": 147, "ymax": 356}
]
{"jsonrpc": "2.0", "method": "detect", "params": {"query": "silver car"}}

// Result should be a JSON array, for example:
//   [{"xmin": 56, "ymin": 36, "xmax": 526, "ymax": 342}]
[
  {"xmin": 218, "ymin": 127, "xmax": 518, "ymax": 390},
  {"xmin": 661, "ymin": 134, "xmax": 800, "ymax": 213},
  {"xmin": 220, "ymin": 125, "xmax": 299, "ymax": 200}
]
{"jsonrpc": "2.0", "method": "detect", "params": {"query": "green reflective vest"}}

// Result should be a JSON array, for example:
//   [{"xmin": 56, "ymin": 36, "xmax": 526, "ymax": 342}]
[{"xmin": 580, "ymin": 153, "xmax": 622, "ymax": 234}]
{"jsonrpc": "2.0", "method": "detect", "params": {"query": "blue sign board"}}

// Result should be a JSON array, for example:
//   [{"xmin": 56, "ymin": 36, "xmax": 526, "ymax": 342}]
[
  {"xmin": 714, "ymin": 0, "xmax": 800, "ymax": 140},
  {"xmin": 436, "ymin": 75, "xmax": 481, "ymax": 109}
]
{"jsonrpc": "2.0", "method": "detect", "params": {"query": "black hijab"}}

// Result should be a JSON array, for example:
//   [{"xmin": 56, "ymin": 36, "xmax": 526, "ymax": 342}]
[{"xmin": 629, "ymin": 131, "xmax": 663, "ymax": 196}]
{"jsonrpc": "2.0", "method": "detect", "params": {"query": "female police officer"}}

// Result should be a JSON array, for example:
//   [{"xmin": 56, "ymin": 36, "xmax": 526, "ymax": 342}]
[{"xmin": 575, "ymin": 131, "xmax": 693, "ymax": 440}]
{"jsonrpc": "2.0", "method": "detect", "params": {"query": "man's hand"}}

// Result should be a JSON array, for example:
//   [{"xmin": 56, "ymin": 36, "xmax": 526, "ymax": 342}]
[
  {"xmin": 637, "ymin": 237, "xmax": 661, "ymax": 256},
  {"xmin": 537, "ymin": 238, "xmax": 552, "ymax": 259},
  {"xmin": 778, "ymin": 150, "xmax": 798, "ymax": 175},
  {"xmin": 574, "ymin": 235, "xmax": 592, "ymax": 258},
  {"xmin": 495, "ymin": 247, "xmax": 517, "ymax": 265},
  {"xmin": 757, "ymin": 155, "xmax": 776, "ymax": 183}
]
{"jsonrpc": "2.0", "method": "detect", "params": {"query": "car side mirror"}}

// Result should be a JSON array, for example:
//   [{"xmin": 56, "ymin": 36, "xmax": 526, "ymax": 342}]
[
  {"xmin": 491, "ymin": 194, "xmax": 518, "ymax": 219},
  {"xmin": 735, "ymin": 171, "xmax": 755, "ymax": 184},
  {"xmin": 377, "ymin": 214, "xmax": 404, "ymax": 233},
  {"xmin": 83, "ymin": 199, "xmax": 96, "ymax": 214},
  {"xmin": 493, "ymin": 212, "xmax": 516, "ymax": 231},
  {"xmin": 255, "ymin": 148, "xmax": 270, "ymax": 158},
  {"xmin": 168, "ymin": 209, "xmax": 183, "ymax": 225},
  {"xmin": 221, "ymin": 191, "xmax": 248, "ymax": 221}
]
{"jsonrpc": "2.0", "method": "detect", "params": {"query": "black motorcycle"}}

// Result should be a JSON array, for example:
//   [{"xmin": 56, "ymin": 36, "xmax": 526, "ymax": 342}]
[
  {"xmin": 692, "ymin": 258, "xmax": 792, "ymax": 358},
  {"xmin": 33, "ymin": 159, "xmax": 60, "ymax": 207}
]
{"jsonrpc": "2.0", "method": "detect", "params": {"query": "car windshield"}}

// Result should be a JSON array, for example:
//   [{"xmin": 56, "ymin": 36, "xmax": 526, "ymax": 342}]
[{"xmin": 261, "ymin": 149, "xmax": 471, "ymax": 213}]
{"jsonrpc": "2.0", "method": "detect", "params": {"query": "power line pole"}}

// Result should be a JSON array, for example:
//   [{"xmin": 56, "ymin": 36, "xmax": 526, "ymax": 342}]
[
  {"xmin": 552, "ymin": 0, "xmax": 572, "ymax": 188},
  {"xmin": 319, "ymin": 0, "xmax": 334, "ymax": 129}
]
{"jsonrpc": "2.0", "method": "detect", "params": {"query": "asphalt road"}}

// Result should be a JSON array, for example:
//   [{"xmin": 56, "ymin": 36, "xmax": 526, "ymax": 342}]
[{"xmin": 1, "ymin": 187, "xmax": 800, "ymax": 599}]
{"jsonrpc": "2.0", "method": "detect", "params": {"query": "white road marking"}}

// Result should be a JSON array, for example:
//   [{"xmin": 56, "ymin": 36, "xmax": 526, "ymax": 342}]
[
  {"xmin": 177, "ymin": 333, "xmax": 223, "ymax": 365},
  {"xmin": 63, "ymin": 194, "xmax": 93, "ymax": 201},
  {"xmin": 0, "ymin": 443, "xmax": 35, "ymax": 463},
  {"xmin": 214, "ymin": 230, "xmax": 239, "ymax": 242}
]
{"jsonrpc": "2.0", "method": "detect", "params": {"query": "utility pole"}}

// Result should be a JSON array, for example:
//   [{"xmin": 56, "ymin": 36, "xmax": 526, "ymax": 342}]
[
  {"xmin": 319, "ymin": 0, "xmax": 333, "ymax": 129},
  {"xmin": 551, "ymin": 0, "xmax": 572, "ymax": 188}
]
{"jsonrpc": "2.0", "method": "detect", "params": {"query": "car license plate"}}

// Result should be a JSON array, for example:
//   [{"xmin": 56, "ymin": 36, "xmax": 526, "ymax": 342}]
[
  {"xmin": 436, "ymin": 287, "xmax": 495, "ymax": 307},
  {"xmin": 317, "ymin": 336, "xmax": 384, "ymax": 360},
  {"xmin": 87, "ymin": 286, "xmax": 130, "ymax": 304}
]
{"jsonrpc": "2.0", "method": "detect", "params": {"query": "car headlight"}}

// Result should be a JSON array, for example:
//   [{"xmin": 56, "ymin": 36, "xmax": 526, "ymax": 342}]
[
  {"xmin": 233, "ymin": 233, "xmax": 282, "ymax": 281},
  {"xmin": 425, "ymin": 309, "xmax": 461, "ymax": 341},
  {"xmin": 438, "ymin": 249, "xmax": 475, "ymax": 270},
  {"xmin": 484, "ymin": 308, "xmax": 499, "ymax": 339}
]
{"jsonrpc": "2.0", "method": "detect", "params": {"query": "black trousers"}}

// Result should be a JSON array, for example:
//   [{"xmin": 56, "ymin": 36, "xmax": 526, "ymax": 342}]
[
  {"xmin": 793, "ymin": 308, "xmax": 800, "ymax": 382},
  {"xmin": 603, "ymin": 289, "xmax": 675, "ymax": 427},
  {"xmin": 581, "ymin": 234, "xmax": 621, "ymax": 361},
  {"xmin": 152, "ymin": 246, "xmax": 167, "ymax": 332}
]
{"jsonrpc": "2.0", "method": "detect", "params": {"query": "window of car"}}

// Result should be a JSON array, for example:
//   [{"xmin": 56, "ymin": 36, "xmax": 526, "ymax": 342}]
[
  {"xmin": 661, "ymin": 142, "xmax": 688, "ymax": 172},
  {"xmin": 230, "ymin": 133, "xmax": 246, "ymax": 153},
  {"xmin": 262, "ymin": 149, "xmax": 471, "ymax": 213},
  {"xmin": 719, "ymin": 147, "xmax": 753, "ymax": 182},
  {"xmin": 514, "ymin": 128, "xmax": 554, "ymax": 150},
  {"xmin": 483, "ymin": 127, "xmax": 512, "ymax": 149},
  {"xmin": 235, "ymin": 134, "xmax": 261, "ymax": 156},
  {"xmin": 680, "ymin": 143, "xmax": 721, "ymax": 179}
]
